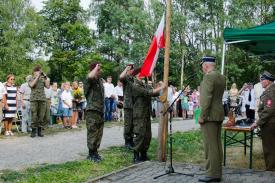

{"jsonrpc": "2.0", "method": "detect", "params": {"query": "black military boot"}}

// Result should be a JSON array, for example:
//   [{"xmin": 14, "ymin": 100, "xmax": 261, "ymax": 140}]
[
  {"xmin": 37, "ymin": 127, "xmax": 44, "ymax": 137},
  {"xmin": 133, "ymin": 151, "xmax": 141, "ymax": 163},
  {"xmin": 140, "ymin": 151, "xmax": 150, "ymax": 161},
  {"xmin": 30, "ymin": 128, "xmax": 36, "ymax": 138},
  {"xmin": 87, "ymin": 150, "xmax": 102, "ymax": 163},
  {"xmin": 125, "ymin": 139, "xmax": 133, "ymax": 150}
]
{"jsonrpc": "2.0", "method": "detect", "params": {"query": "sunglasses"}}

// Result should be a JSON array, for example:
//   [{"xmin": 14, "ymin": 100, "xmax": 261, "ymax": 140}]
[{"xmin": 10, "ymin": 78, "xmax": 15, "ymax": 81}]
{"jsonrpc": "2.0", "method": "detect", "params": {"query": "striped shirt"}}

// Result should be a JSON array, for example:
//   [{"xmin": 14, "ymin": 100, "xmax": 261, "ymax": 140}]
[{"xmin": 4, "ymin": 85, "xmax": 17, "ymax": 118}]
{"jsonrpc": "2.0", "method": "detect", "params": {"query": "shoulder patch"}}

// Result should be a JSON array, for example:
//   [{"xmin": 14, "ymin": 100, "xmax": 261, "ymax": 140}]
[{"xmin": 267, "ymin": 99, "xmax": 272, "ymax": 107}]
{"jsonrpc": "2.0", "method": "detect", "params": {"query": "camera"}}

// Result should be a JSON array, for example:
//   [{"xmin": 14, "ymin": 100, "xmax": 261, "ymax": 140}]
[{"xmin": 40, "ymin": 72, "xmax": 47, "ymax": 78}]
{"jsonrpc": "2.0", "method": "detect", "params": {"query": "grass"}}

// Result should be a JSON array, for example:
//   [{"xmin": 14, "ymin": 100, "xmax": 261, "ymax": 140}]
[
  {"xmin": 0, "ymin": 130, "xmax": 266, "ymax": 183},
  {"xmin": 0, "ymin": 147, "xmax": 133, "ymax": 183}
]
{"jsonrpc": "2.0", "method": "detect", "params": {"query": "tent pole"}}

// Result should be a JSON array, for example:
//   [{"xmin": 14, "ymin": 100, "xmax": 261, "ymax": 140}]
[{"xmin": 221, "ymin": 42, "xmax": 226, "ymax": 75}]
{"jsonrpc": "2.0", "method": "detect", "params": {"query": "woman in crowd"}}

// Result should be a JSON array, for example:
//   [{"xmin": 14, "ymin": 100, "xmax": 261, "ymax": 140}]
[
  {"xmin": 229, "ymin": 83, "xmax": 239, "ymax": 112},
  {"xmin": 181, "ymin": 91, "xmax": 189, "ymax": 119},
  {"xmin": 50, "ymin": 82, "xmax": 60, "ymax": 125},
  {"xmin": 3, "ymin": 74, "xmax": 17, "ymax": 136},
  {"xmin": 72, "ymin": 81, "xmax": 82, "ymax": 128}
]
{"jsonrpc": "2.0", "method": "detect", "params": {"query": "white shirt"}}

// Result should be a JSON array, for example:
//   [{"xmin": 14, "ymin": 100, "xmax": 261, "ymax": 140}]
[
  {"xmin": 0, "ymin": 82, "xmax": 7, "ymax": 100},
  {"xmin": 167, "ymin": 86, "xmax": 174, "ymax": 105},
  {"xmin": 104, "ymin": 82, "xmax": 117, "ymax": 99},
  {"xmin": 61, "ymin": 90, "xmax": 73, "ymax": 108},
  {"xmin": 44, "ymin": 87, "xmax": 53, "ymax": 99},
  {"xmin": 254, "ymin": 82, "xmax": 264, "ymax": 100},
  {"xmin": 115, "ymin": 85, "xmax": 123, "ymax": 97},
  {"xmin": 19, "ymin": 82, "xmax": 31, "ymax": 100},
  {"xmin": 242, "ymin": 88, "xmax": 256, "ymax": 110}
]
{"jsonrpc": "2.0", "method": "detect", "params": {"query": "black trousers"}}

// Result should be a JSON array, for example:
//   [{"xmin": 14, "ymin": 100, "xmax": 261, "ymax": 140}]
[{"xmin": 245, "ymin": 105, "xmax": 255, "ymax": 120}]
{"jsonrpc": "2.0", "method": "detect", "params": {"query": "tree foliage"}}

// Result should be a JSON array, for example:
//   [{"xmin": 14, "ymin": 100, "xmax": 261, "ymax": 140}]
[{"xmin": 0, "ymin": 0, "xmax": 274, "ymax": 88}]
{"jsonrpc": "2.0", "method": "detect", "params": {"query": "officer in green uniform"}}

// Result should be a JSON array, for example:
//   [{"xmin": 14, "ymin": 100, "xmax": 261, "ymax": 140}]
[
  {"xmin": 84, "ymin": 62, "xmax": 105, "ymax": 163},
  {"xmin": 130, "ymin": 68, "xmax": 163, "ymax": 163},
  {"xmin": 198, "ymin": 56, "xmax": 225, "ymax": 183},
  {"xmin": 29, "ymin": 65, "xmax": 50, "ymax": 138},
  {"xmin": 119, "ymin": 65, "xmax": 135, "ymax": 149},
  {"xmin": 251, "ymin": 71, "xmax": 275, "ymax": 171}
]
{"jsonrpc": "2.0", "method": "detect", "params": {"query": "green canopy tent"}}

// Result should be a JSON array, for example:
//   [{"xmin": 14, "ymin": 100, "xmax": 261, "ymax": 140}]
[{"xmin": 221, "ymin": 22, "xmax": 275, "ymax": 74}]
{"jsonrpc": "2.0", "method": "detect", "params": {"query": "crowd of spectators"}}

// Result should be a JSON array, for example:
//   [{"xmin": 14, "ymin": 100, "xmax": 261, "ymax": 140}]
[
  {"xmin": 1, "ymin": 71, "xmax": 271, "ymax": 137},
  {"xmin": 151, "ymin": 83, "xmax": 200, "ymax": 120},
  {"xmin": 223, "ymin": 81, "xmax": 264, "ymax": 121},
  {"xmin": 0, "ymin": 74, "xmax": 128, "ymax": 136}
]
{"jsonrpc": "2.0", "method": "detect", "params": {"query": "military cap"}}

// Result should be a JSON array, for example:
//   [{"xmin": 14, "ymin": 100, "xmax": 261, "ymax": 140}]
[
  {"xmin": 260, "ymin": 71, "xmax": 275, "ymax": 81},
  {"xmin": 201, "ymin": 56, "xmax": 215, "ymax": 64}
]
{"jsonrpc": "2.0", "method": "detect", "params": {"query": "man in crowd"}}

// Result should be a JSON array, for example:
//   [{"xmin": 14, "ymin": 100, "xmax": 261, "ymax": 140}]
[
  {"xmin": 84, "ymin": 62, "xmax": 105, "ymax": 163},
  {"xmin": 29, "ymin": 65, "xmax": 50, "ymax": 138},
  {"xmin": 19, "ymin": 75, "xmax": 32, "ymax": 133},
  {"xmin": 243, "ymin": 83, "xmax": 256, "ymax": 120},
  {"xmin": 44, "ymin": 78, "xmax": 52, "ymax": 127},
  {"xmin": 104, "ymin": 76, "xmax": 116, "ymax": 121},
  {"xmin": 251, "ymin": 71, "xmax": 275, "ymax": 171},
  {"xmin": 115, "ymin": 80, "xmax": 124, "ymax": 121},
  {"xmin": 198, "ymin": 56, "xmax": 225, "ymax": 182},
  {"xmin": 119, "ymin": 65, "xmax": 135, "ymax": 149}
]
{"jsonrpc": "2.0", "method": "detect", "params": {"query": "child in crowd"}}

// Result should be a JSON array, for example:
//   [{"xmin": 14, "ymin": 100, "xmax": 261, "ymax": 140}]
[
  {"xmin": 187, "ymin": 96, "xmax": 194, "ymax": 119},
  {"xmin": 61, "ymin": 82, "xmax": 73, "ymax": 128}
]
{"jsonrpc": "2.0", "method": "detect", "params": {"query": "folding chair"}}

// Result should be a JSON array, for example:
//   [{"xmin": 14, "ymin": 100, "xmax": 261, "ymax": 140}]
[{"xmin": 12, "ymin": 110, "xmax": 22, "ymax": 132}]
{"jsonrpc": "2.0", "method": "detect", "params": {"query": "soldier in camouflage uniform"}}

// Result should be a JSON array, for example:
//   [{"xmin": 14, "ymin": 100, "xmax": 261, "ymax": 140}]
[
  {"xmin": 119, "ymin": 65, "xmax": 135, "ymax": 149},
  {"xmin": 84, "ymin": 62, "xmax": 105, "ymax": 163},
  {"xmin": 130, "ymin": 68, "xmax": 163, "ymax": 163},
  {"xmin": 251, "ymin": 71, "xmax": 275, "ymax": 171},
  {"xmin": 28, "ymin": 65, "xmax": 50, "ymax": 138}
]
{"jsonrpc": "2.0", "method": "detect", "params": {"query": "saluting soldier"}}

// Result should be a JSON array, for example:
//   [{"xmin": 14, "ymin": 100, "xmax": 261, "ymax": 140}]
[
  {"xmin": 119, "ymin": 65, "xmax": 135, "ymax": 149},
  {"xmin": 251, "ymin": 71, "xmax": 275, "ymax": 171},
  {"xmin": 198, "ymin": 56, "xmax": 226, "ymax": 183},
  {"xmin": 130, "ymin": 68, "xmax": 163, "ymax": 163},
  {"xmin": 84, "ymin": 62, "xmax": 105, "ymax": 163},
  {"xmin": 29, "ymin": 65, "xmax": 50, "ymax": 138}
]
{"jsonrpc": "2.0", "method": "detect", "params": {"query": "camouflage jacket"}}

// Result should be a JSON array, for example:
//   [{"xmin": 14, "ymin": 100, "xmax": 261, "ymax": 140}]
[
  {"xmin": 121, "ymin": 75, "xmax": 134, "ymax": 109},
  {"xmin": 29, "ymin": 76, "xmax": 47, "ymax": 102},
  {"xmin": 132, "ymin": 79, "xmax": 153, "ymax": 118},
  {"xmin": 84, "ymin": 77, "xmax": 104, "ymax": 113}
]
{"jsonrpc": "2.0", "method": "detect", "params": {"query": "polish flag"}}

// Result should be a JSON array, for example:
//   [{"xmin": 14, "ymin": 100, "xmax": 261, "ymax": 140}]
[{"xmin": 139, "ymin": 14, "xmax": 165, "ymax": 77}]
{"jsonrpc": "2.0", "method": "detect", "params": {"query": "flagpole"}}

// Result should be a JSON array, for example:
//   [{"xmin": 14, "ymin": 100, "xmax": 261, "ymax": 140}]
[{"xmin": 158, "ymin": 0, "xmax": 171, "ymax": 162}]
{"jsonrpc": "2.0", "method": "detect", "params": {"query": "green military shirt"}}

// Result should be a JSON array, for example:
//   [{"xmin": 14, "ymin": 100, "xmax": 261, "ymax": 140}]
[
  {"xmin": 84, "ymin": 77, "xmax": 104, "ymax": 113},
  {"xmin": 199, "ymin": 70, "xmax": 226, "ymax": 122},
  {"xmin": 29, "ymin": 76, "xmax": 47, "ymax": 102},
  {"xmin": 132, "ymin": 79, "xmax": 154, "ymax": 117},
  {"xmin": 257, "ymin": 83, "xmax": 275, "ymax": 127},
  {"xmin": 121, "ymin": 75, "xmax": 134, "ymax": 109}
]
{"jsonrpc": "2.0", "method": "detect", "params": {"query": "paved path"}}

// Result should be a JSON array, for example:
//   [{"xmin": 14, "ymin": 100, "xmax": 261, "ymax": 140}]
[
  {"xmin": 91, "ymin": 161, "xmax": 275, "ymax": 183},
  {"xmin": 0, "ymin": 118, "xmax": 199, "ymax": 171}
]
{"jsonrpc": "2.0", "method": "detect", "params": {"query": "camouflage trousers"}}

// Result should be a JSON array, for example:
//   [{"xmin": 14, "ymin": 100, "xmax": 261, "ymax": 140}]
[
  {"xmin": 133, "ymin": 113, "xmax": 152, "ymax": 153},
  {"xmin": 31, "ymin": 101, "xmax": 46, "ymax": 128},
  {"xmin": 124, "ymin": 108, "xmax": 134, "ymax": 141},
  {"xmin": 86, "ymin": 110, "xmax": 104, "ymax": 152},
  {"xmin": 43, "ymin": 100, "xmax": 51, "ymax": 127}
]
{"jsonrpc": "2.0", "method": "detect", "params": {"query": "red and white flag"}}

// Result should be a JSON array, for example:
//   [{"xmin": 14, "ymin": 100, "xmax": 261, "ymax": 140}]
[{"xmin": 139, "ymin": 14, "xmax": 165, "ymax": 77}]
